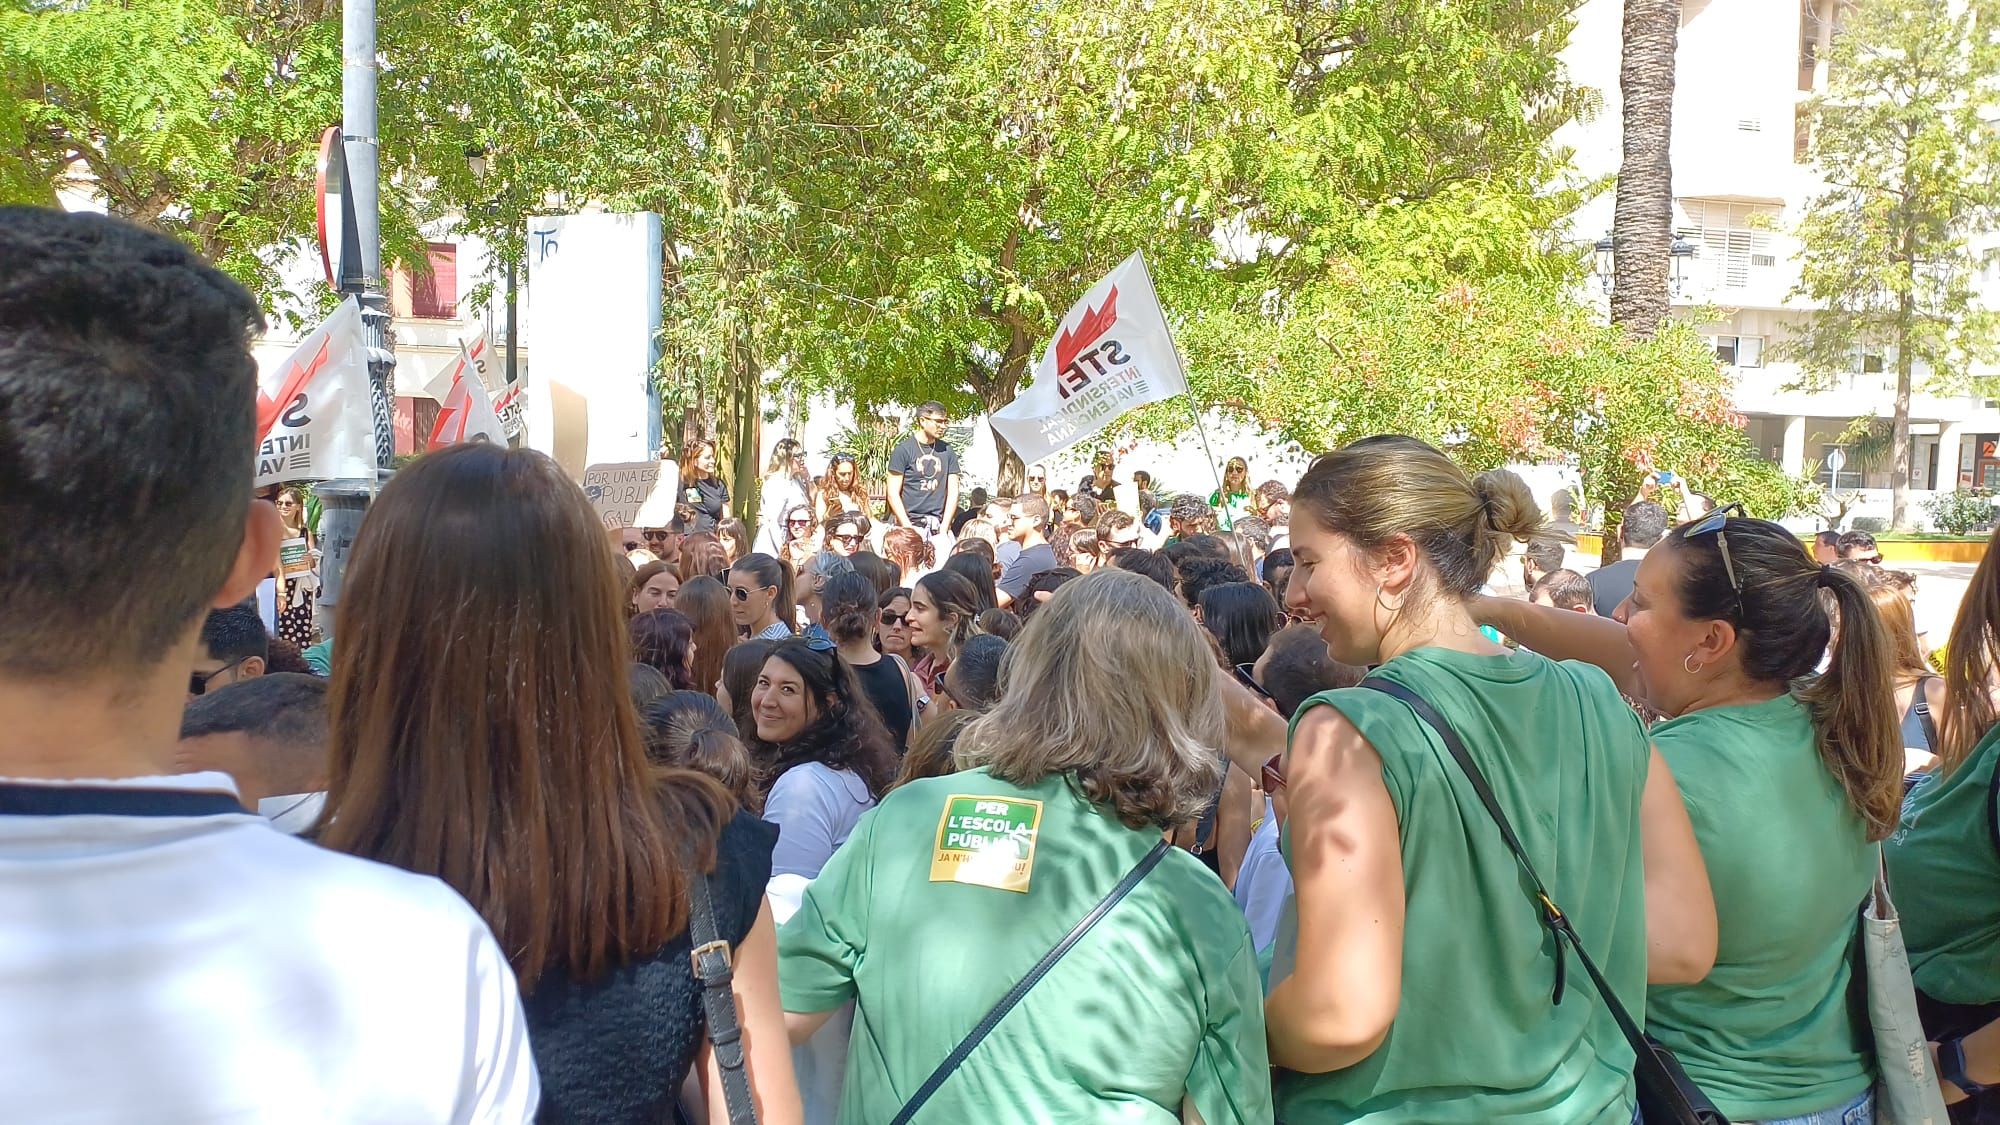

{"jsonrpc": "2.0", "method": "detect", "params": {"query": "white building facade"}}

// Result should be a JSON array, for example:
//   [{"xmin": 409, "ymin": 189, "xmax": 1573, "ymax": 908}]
[{"xmin": 1561, "ymin": 0, "xmax": 2000, "ymax": 526}]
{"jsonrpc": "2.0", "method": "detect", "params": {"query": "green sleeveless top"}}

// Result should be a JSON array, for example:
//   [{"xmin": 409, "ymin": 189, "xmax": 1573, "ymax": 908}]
[
  {"xmin": 1645, "ymin": 695, "xmax": 1875, "ymax": 1120},
  {"xmin": 1887, "ymin": 723, "xmax": 2000, "ymax": 1005},
  {"xmin": 1272, "ymin": 646, "xmax": 1649, "ymax": 1123}
]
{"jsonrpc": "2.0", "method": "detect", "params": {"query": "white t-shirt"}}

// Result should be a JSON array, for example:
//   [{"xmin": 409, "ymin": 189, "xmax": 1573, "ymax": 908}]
[
  {"xmin": 0, "ymin": 773, "xmax": 538, "ymax": 1123},
  {"xmin": 1232, "ymin": 797, "xmax": 1292, "ymax": 955}
]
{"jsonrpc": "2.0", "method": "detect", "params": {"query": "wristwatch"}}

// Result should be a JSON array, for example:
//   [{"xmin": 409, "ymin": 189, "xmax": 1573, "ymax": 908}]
[{"xmin": 1940, "ymin": 1035, "xmax": 1991, "ymax": 1096}]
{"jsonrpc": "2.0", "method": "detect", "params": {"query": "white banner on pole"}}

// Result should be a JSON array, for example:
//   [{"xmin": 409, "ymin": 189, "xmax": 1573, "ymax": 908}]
[
  {"xmin": 254, "ymin": 298, "xmax": 375, "ymax": 486},
  {"xmin": 988, "ymin": 251, "xmax": 1190, "ymax": 466},
  {"xmin": 428, "ymin": 338, "xmax": 508, "ymax": 448}
]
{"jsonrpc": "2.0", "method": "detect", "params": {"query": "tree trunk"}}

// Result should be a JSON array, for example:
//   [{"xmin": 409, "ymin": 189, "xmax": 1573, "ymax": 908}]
[
  {"xmin": 712, "ymin": 18, "xmax": 763, "ymax": 526},
  {"xmin": 1892, "ymin": 282, "xmax": 1916, "ymax": 531},
  {"xmin": 1611, "ymin": 0, "xmax": 1680, "ymax": 339}
]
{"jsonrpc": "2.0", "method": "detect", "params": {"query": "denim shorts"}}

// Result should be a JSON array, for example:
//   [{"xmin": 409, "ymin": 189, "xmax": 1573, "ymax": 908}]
[{"xmin": 1746, "ymin": 1088, "xmax": 1874, "ymax": 1125}]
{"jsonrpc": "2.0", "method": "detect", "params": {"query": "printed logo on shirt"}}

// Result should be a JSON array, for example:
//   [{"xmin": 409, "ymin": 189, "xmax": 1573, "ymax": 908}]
[{"xmin": 930, "ymin": 795, "xmax": 1042, "ymax": 893}]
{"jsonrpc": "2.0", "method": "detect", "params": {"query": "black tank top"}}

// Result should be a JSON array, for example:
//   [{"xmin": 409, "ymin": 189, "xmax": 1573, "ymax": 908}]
[{"xmin": 849, "ymin": 654, "xmax": 913, "ymax": 751}]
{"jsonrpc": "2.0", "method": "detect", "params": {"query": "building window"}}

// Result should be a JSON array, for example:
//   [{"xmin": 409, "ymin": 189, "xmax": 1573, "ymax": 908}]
[
  {"xmin": 410, "ymin": 243, "xmax": 458, "ymax": 320},
  {"xmin": 1682, "ymin": 200, "xmax": 1779, "ymax": 290},
  {"xmin": 1713, "ymin": 335, "xmax": 1765, "ymax": 367},
  {"xmin": 1851, "ymin": 346, "xmax": 1886, "ymax": 374}
]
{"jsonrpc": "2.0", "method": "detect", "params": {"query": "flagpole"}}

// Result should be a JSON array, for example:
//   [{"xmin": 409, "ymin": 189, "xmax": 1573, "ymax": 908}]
[{"xmin": 1135, "ymin": 254, "xmax": 1228, "ymax": 519}]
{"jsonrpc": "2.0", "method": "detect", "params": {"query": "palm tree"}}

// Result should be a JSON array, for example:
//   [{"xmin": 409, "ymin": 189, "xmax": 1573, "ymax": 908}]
[{"xmin": 1611, "ymin": 0, "xmax": 1681, "ymax": 339}]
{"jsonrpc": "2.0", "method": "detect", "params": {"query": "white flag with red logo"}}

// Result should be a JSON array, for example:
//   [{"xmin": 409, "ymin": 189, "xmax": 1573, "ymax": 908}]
[
  {"xmin": 428, "ymin": 337, "xmax": 508, "ymax": 448},
  {"xmin": 988, "ymin": 251, "xmax": 1189, "ymax": 465},
  {"xmin": 254, "ymin": 297, "xmax": 375, "ymax": 486},
  {"xmin": 424, "ymin": 332, "xmax": 523, "ymax": 441}
]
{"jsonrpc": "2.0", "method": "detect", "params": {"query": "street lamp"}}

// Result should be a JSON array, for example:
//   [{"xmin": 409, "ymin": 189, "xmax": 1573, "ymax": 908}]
[
  {"xmin": 1592, "ymin": 233, "xmax": 1699, "ymax": 297},
  {"xmin": 464, "ymin": 147, "xmax": 519, "ymax": 393}
]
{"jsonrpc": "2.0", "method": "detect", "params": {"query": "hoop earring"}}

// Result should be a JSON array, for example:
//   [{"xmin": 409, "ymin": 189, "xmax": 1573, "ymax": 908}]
[
  {"xmin": 1683, "ymin": 653, "xmax": 1704, "ymax": 675},
  {"xmin": 1375, "ymin": 582, "xmax": 1405, "ymax": 613}
]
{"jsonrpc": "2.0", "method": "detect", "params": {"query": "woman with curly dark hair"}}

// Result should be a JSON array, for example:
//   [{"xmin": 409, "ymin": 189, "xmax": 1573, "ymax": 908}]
[
  {"xmin": 630, "ymin": 608, "xmax": 697, "ymax": 692},
  {"xmin": 746, "ymin": 639, "xmax": 899, "ymax": 880}
]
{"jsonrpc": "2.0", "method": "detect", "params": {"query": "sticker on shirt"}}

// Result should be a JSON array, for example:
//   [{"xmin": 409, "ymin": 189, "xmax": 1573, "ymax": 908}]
[{"xmin": 931, "ymin": 795, "xmax": 1043, "ymax": 893}]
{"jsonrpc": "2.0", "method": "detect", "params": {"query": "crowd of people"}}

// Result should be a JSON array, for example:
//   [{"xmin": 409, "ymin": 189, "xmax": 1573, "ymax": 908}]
[{"xmin": 4, "ymin": 205, "xmax": 1999, "ymax": 1125}]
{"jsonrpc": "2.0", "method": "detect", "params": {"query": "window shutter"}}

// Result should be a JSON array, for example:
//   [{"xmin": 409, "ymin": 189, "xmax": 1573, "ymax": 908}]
[{"xmin": 412, "ymin": 243, "xmax": 458, "ymax": 319}]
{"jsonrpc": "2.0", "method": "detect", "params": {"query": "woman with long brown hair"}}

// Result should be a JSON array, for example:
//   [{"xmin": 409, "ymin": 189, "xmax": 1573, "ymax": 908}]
[
  {"xmin": 679, "ymin": 575, "xmax": 736, "ymax": 698},
  {"xmin": 1836, "ymin": 560, "xmax": 1947, "ymax": 772},
  {"xmin": 1889, "ymin": 526, "xmax": 2000, "ymax": 1117},
  {"xmin": 319, "ymin": 443, "xmax": 800, "ymax": 1124},
  {"xmin": 678, "ymin": 438, "xmax": 730, "ymax": 532},
  {"xmin": 817, "ymin": 453, "xmax": 870, "ymax": 524}
]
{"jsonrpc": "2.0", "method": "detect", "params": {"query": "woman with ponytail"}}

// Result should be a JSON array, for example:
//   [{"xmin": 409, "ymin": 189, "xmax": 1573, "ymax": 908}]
[
  {"xmin": 1888, "ymin": 526, "xmax": 2000, "ymax": 1116},
  {"xmin": 823, "ymin": 572, "xmax": 923, "ymax": 751},
  {"xmin": 1481, "ymin": 503, "xmax": 1902, "ymax": 1124},
  {"xmin": 728, "ymin": 553, "xmax": 797, "ymax": 641},
  {"xmin": 1220, "ymin": 436, "xmax": 1715, "ymax": 1122}
]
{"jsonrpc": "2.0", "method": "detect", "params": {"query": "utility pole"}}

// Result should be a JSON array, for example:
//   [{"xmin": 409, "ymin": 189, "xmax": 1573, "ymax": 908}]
[{"xmin": 317, "ymin": 0, "xmax": 394, "ymax": 641}]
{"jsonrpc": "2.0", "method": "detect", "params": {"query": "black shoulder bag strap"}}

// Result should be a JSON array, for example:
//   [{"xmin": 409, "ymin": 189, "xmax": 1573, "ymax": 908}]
[
  {"xmin": 1358, "ymin": 678, "xmax": 1726, "ymax": 1125},
  {"xmin": 1915, "ymin": 675, "xmax": 1941, "ymax": 755},
  {"xmin": 689, "ymin": 868, "xmax": 759, "ymax": 1125},
  {"xmin": 888, "ymin": 838, "xmax": 1172, "ymax": 1125}
]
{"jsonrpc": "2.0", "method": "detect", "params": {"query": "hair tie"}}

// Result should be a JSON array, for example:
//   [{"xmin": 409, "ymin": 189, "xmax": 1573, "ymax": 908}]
[{"xmin": 1816, "ymin": 564, "xmax": 1837, "ymax": 588}]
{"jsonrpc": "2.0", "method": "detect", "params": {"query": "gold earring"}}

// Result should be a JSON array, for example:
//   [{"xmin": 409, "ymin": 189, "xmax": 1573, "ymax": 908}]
[
  {"xmin": 1683, "ymin": 653, "xmax": 1704, "ymax": 675},
  {"xmin": 1375, "ymin": 582, "xmax": 1404, "ymax": 613}
]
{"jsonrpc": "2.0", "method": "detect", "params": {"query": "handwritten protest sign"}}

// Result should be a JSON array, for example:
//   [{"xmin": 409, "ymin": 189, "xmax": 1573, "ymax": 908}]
[{"xmin": 581, "ymin": 461, "xmax": 679, "ymax": 529}]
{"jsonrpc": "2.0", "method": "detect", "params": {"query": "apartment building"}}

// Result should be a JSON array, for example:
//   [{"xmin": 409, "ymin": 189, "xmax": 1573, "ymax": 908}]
[{"xmin": 1560, "ymin": 0, "xmax": 2000, "ymax": 524}]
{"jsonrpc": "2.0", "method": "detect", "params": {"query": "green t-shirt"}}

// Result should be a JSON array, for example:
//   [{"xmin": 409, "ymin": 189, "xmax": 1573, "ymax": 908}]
[
  {"xmin": 1887, "ymin": 723, "xmax": 2000, "ymax": 1005},
  {"xmin": 1271, "ymin": 647, "xmax": 1649, "ymax": 1123},
  {"xmin": 1647, "ymin": 695, "xmax": 1875, "ymax": 1120},
  {"xmin": 778, "ymin": 767, "xmax": 1273, "ymax": 1125}
]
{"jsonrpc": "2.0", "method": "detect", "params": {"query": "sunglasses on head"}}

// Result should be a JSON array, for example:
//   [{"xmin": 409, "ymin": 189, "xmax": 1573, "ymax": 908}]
[{"xmin": 1684, "ymin": 502, "xmax": 1746, "ymax": 614}]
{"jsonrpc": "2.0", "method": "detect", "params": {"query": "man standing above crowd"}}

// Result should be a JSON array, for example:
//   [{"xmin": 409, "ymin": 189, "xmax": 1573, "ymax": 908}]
[
  {"xmin": 0, "ymin": 207, "xmax": 537, "ymax": 1120},
  {"xmin": 996, "ymin": 495, "xmax": 1057, "ymax": 608},
  {"xmin": 886, "ymin": 401, "xmax": 959, "ymax": 534}
]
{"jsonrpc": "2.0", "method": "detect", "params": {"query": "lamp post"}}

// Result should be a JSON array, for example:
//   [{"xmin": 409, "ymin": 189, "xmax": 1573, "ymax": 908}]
[
  {"xmin": 465, "ymin": 149, "xmax": 519, "ymax": 394},
  {"xmin": 318, "ymin": 0, "xmax": 393, "ymax": 643},
  {"xmin": 1594, "ymin": 233, "xmax": 1698, "ymax": 298}
]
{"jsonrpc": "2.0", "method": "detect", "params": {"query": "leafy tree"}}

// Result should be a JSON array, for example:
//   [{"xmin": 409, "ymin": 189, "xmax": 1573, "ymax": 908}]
[{"xmin": 1790, "ymin": 0, "xmax": 2000, "ymax": 529}]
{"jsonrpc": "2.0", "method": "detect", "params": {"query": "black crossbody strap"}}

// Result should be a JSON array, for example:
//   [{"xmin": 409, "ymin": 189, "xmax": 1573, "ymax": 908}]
[
  {"xmin": 889, "ymin": 838, "xmax": 1172, "ymax": 1125},
  {"xmin": 689, "ymin": 868, "xmax": 757, "ymax": 1125},
  {"xmin": 1358, "ymin": 678, "xmax": 1653, "ymax": 1056},
  {"xmin": 1915, "ymin": 676, "xmax": 1941, "ymax": 754}
]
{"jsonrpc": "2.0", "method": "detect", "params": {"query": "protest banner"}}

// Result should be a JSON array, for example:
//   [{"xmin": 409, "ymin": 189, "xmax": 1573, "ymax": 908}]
[
  {"xmin": 255, "ymin": 298, "xmax": 375, "ymax": 486},
  {"xmin": 581, "ymin": 460, "xmax": 680, "ymax": 529},
  {"xmin": 988, "ymin": 252, "xmax": 1191, "ymax": 467}
]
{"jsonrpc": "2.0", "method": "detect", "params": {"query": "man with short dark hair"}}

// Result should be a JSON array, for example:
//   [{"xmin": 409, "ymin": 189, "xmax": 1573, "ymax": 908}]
[
  {"xmin": 1166, "ymin": 493, "xmax": 1213, "ymax": 544},
  {"xmin": 1522, "ymin": 538, "xmax": 1566, "ymax": 594},
  {"xmin": 942, "ymin": 634, "xmax": 1008, "ymax": 713},
  {"xmin": 1586, "ymin": 500, "xmax": 1668, "ymax": 617},
  {"xmin": 1838, "ymin": 530, "xmax": 1883, "ymax": 565},
  {"xmin": 1179, "ymin": 557, "xmax": 1252, "ymax": 613},
  {"xmin": 1530, "ymin": 569, "xmax": 1595, "ymax": 613},
  {"xmin": 1110, "ymin": 548, "xmax": 1180, "ymax": 597},
  {"xmin": 996, "ymin": 495, "xmax": 1056, "ymax": 608},
  {"xmin": 178, "ymin": 673, "xmax": 329, "ymax": 833},
  {"xmin": 886, "ymin": 401, "xmax": 959, "ymax": 532},
  {"xmin": 191, "ymin": 603, "xmax": 268, "ymax": 698},
  {"xmin": 951, "ymin": 486, "xmax": 989, "ymax": 535},
  {"xmin": 1263, "ymin": 547, "xmax": 1295, "ymax": 607},
  {"xmin": 638, "ymin": 512, "xmax": 687, "ymax": 564},
  {"xmin": 0, "ymin": 208, "xmax": 536, "ymax": 1119},
  {"xmin": 1813, "ymin": 529, "xmax": 1843, "ymax": 565},
  {"xmin": 1233, "ymin": 516, "xmax": 1273, "ymax": 576}
]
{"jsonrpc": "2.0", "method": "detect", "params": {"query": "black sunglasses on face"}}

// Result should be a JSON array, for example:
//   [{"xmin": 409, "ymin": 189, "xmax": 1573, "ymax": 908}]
[
  {"xmin": 731, "ymin": 585, "xmax": 770, "ymax": 602},
  {"xmin": 189, "ymin": 659, "xmax": 245, "ymax": 697},
  {"xmin": 832, "ymin": 534, "xmax": 862, "ymax": 546},
  {"xmin": 1234, "ymin": 662, "xmax": 1275, "ymax": 704},
  {"xmin": 880, "ymin": 610, "xmax": 907, "ymax": 627}
]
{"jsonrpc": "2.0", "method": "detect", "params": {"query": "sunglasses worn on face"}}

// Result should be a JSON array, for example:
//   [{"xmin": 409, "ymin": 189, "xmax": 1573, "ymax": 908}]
[
  {"xmin": 880, "ymin": 610, "xmax": 907, "ymax": 627},
  {"xmin": 731, "ymin": 585, "xmax": 769, "ymax": 602},
  {"xmin": 189, "ymin": 659, "xmax": 245, "ymax": 697},
  {"xmin": 832, "ymin": 533, "xmax": 862, "ymax": 546},
  {"xmin": 643, "ymin": 530, "xmax": 671, "ymax": 542},
  {"xmin": 1684, "ymin": 502, "xmax": 1746, "ymax": 615},
  {"xmin": 1234, "ymin": 662, "xmax": 1274, "ymax": 703}
]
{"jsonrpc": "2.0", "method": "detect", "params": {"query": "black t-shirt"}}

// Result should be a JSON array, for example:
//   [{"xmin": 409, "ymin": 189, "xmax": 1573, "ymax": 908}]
[
  {"xmin": 522, "ymin": 810, "xmax": 775, "ymax": 1124},
  {"xmin": 997, "ymin": 542, "xmax": 1057, "ymax": 600},
  {"xmin": 683, "ymin": 477, "xmax": 729, "ymax": 532},
  {"xmin": 888, "ymin": 436, "xmax": 958, "ymax": 519},
  {"xmin": 849, "ymin": 653, "xmax": 914, "ymax": 751}
]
